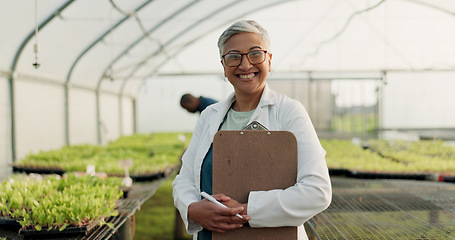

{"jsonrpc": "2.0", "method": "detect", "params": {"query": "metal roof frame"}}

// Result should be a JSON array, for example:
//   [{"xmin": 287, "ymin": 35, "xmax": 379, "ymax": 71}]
[
  {"xmin": 8, "ymin": 0, "xmax": 75, "ymax": 161},
  {"xmin": 4, "ymin": 0, "xmax": 455, "ymax": 161}
]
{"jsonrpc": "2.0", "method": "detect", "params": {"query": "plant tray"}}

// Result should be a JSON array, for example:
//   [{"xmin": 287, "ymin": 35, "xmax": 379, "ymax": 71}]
[
  {"xmin": 0, "ymin": 216, "xmax": 21, "ymax": 229},
  {"xmin": 129, "ymin": 165, "xmax": 178, "ymax": 182},
  {"xmin": 440, "ymin": 175, "xmax": 455, "ymax": 183},
  {"xmin": 12, "ymin": 165, "xmax": 65, "ymax": 175},
  {"xmin": 328, "ymin": 168, "xmax": 350, "ymax": 176},
  {"xmin": 19, "ymin": 220, "xmax": 99, "ymax": 239},
  {"xmin": 130, "ymin": 171, "xmax": 165, "ymax": 182},
  {"xmin": 349, "ymin": 171, "xmax": 427, "ymax": 180}
]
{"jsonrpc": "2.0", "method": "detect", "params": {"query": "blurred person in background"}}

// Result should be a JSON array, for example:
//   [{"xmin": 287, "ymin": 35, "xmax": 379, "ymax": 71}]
[
  {"xmin": 173, "ymin": 20, "xmax": 332, "ymax": 240},
  {"xmin": 180, "ymin": 93, "xmax": 218, "ymax": 114}
]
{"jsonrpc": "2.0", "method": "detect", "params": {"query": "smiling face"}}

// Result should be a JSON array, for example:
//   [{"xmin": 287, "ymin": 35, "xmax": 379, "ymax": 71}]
[{"xmin": 221, "ymin": 32, "xmax": 272, "ymax": 99}]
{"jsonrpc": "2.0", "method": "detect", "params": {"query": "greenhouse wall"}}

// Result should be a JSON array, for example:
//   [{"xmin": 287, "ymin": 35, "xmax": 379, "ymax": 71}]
[
  {"xmin": 267, "ymin": 81, "xmax": 309, "ymax": 108},
  {"xmin": 136, "ymin": 76, "xmax": 332, "ymax": 133},
  {"xmin": 0, "ymin": 75, "xmax": 11, "ymax": 173},
  {"xmin": 383, "ymin": 72, "xmax": 455, "ymax": 129},
  {"xmin": 69, "ymin": 88, "xmax": 97, "ymax": 145},
  {"xmin": 1, "ymin": 76, "xmax": 136, "ymax": 166},
  {"xmin": 309, "ymin": 81, "xmax": 332, "ymax": 130},
  {"xmin": 136, "ymin": 75, "xmax": 232, "ymax": 133},
  {"xmin": 15, "ymin": 79, "xmax": 65, "ymax": 161},
  {"xmin": 121, "ymin": 97, "xmax": 134, "ymax": 136},
  {"xmin": 267, "ymin": 79, "xmax": 332, "ymax": 130},
  {"xmin": 99, "ymin": 94, "xmax": 121, "ymax": 145}
]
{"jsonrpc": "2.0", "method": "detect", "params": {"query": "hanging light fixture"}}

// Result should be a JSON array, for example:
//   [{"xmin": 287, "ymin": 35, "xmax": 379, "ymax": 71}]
[{"xmin": 32, "ymin": 0, "xmax": 40, "ymax": 69}]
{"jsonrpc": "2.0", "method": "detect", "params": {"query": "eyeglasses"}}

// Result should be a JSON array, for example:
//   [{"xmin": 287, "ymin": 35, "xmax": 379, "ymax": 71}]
[{"xmin": 221, "ymin": 50, "xmax": 268, "ymax": 67}]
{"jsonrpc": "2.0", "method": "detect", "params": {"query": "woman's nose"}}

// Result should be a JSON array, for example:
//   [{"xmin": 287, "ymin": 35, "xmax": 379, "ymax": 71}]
[{"xmin": 238, "ymin": 54, "xmax": 253, "ymax": 70}]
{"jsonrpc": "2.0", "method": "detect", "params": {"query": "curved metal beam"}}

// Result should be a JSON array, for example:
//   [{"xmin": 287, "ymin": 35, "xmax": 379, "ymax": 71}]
[
  {"xmin": 109, "ymin": 0, "xmax": 247, "ymax": 92},
  {"xmin": 298, "ymin": 0, "xmax": 455, "ymax": 70},
  {"xmin": 65, "ymin": 0, "xmax": 156, "ymax": 83},
  {"xmin": 116, "ymin": 0, "xmax": 295, "ymax": 109},
  {"xmin": 115, "ymin": 1, "xmax": 295, "ymax": 135},
  {"xmin": 96, "ymin": 0, "xmax": 200, "ymax": 90},
  {"xmin": 132, "ymin": 0, "xmax": 297, "ymax": 93},
  {"xmin": 94, "ymin": 0, "xmax": 200, "ymax": 141},
  {"xmin": 298, "ymin": 0, "xmax": 386, "ymax": 68},
  {"xmin": 101, "ymin": 1, "xmax": 299, "ymax": 139},
  {"xmin": 95, "ymin": 0, "xmax": 200, "ymax": 143},
  {"xmin": 64, "ymin": 0, "xmax": 155, "ymax": 145},
  {"xmin": 400, "ymin": 0, "xmax": 455, "ymax": 17},
  {"xmin": 139, "ymin": 0, "xmax": 455, "ymax": 84},
  {"xmin": 10, "ymin": 1, "xmax": 75, "ymax": 74},
  {"xmin": 8, "ymin": 0, "xmax": 75, "ymax": 161}
]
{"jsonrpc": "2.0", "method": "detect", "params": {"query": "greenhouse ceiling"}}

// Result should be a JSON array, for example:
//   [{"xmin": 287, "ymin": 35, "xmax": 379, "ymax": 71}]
[
  {"xmin": 2, "ymin": 0, "xmax": 455, "ymax": 165},
  {"xmin": 1, "ymin": 0, "xmax": 455, "ymax": 97}
]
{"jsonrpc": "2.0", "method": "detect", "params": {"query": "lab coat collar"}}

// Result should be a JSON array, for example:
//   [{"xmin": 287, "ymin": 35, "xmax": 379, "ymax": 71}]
[{"xmin": 209, "ymin": 83, "xmax": 277, "ymax": 135}]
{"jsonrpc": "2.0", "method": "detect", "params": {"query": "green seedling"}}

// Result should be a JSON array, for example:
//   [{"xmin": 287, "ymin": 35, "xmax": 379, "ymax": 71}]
[
  {"xmin": 16, "ymin": 133, "xmax": 191, "ymax": 175},
  {"xmin": 0, "ymin": 174, "xmax": 123, "ymax": 232}
]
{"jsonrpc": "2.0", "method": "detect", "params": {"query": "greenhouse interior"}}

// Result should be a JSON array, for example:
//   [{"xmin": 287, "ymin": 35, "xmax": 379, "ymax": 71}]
[{"xmin": 1, "ymin": 0, "xmax": 455, "ymax": 239}]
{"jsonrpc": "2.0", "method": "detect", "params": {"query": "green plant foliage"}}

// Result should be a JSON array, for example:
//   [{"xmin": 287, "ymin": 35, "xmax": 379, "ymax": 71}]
[
  {"xmin": 321, "ymin": 139, "xmax": 455, "ymax": 174},
  {"xmin": 0, "ymin": 174, "xmax": 123, "ymax": 232},
  {"xmin": 315, "ymin": 210, "xmax": 455, "ymax": 238},
  {"xmin": 134, "ymin": 177, "xmax": 192, "ymax": 240},
  {"xmin": 16, "ymin": 133, "xmax": 192, "ymax": 175},
  {"xmin": 365, "ymin": 139, "xmax": 455, "ymax": 174},
  {"xmin": 321, "ymin": 139, "xmax": 413, "ymax": 173}
]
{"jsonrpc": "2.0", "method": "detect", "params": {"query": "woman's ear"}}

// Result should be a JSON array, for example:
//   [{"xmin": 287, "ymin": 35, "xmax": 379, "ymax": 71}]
[
  {"xmin": 268, "ymin": 53, "xmax": 272, "ymax": 71},
  {"xmin": 221, "ymin": 59, "xmax": 228, "ymax": 77}
]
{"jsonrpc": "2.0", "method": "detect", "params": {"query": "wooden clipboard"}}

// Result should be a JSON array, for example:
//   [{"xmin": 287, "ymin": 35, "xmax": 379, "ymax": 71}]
[{"xmin": 212, "ymin": 130, "xmax": 298, "ymax": 240}]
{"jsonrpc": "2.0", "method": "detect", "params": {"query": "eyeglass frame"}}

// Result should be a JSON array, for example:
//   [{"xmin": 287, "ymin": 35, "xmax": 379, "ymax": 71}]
[{"xmin": 221, "ymin": 50, "xmax": 269, "ymax": 67}]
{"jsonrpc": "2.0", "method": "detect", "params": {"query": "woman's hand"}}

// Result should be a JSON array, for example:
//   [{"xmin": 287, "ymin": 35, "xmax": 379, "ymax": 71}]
[
  {"xmin": 221, "ymin": 196, "xmax": 248, "ymax": 216},
  {"xmin": 188, "ymin": 193, "xmax": 250, "ymax": 233}
]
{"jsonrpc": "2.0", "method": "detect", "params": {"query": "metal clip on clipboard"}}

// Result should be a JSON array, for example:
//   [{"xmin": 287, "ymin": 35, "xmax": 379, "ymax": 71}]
[{"xmin": 242, "ymin": 121, "xmax": 268, "ymax": 131}]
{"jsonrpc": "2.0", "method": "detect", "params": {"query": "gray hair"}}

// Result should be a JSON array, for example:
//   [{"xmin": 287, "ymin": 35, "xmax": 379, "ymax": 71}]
[{"xmin": 217, "ymin": 20, "xmax": 271, "ymax": 57}]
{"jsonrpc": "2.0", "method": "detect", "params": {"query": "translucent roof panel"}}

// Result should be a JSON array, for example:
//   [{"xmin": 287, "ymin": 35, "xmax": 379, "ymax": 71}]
[
  {"xmin": 118, "ymin": 0, "xmax": 293, "ymax": 94},
  {"xmin": 159, "ymin": 0, "xmax": 455, "ymax": 76},
  {"xmin": 9, "ymin": 0, "xmax": 146, "ymax": 81},
  {"xmin": 0, "ymin": 0, "xmax": 63, "ymax": 70},
  {"xmin": 2, "ymin": 0, "xmax": 455, "ymax": 97},
  {"xmin": 99, "ymin": 0, "xmax": 295, "ymax": 95}
]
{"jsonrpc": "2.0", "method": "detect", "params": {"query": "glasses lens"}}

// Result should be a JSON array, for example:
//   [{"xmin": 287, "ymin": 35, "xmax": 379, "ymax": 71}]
[
  {"xmin": 224, "ymin": 53, "xmax": 241, "ymax": 66},
  {"xmin": 247, "ymin": 51, "xmax": 266, "ymax": 64},
  {"xmin": 223, "ymin": 51, "xmax": 266, "ymax": 66}
]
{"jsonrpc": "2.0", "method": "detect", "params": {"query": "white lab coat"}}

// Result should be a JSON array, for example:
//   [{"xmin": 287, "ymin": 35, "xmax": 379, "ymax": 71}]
[{"xmin": 173, "ymin": 84, "xmax": 332, "ymax": 240}]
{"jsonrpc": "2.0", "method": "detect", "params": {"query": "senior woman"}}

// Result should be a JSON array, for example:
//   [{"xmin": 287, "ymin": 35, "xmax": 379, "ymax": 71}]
[{"xmin": 173, "ymin": 20, "xmax": 332, "ymax": 240}]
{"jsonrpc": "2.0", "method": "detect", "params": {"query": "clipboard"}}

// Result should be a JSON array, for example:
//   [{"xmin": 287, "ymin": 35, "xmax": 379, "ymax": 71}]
[{"xmin": 212, "ymin": 130, "xmax": 298, "ymax": 240}]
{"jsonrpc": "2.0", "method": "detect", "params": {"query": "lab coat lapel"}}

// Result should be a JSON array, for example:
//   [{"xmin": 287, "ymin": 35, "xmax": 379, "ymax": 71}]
[
  {"xmin": 209, "ymin": 92, "xmax": 236, "ymax": 138},
  {"xmin": 248, "ymin": 84, "xmax": 276, "ymax": 129},
  {"xmin": 209, "ymin": 84, "xmax": 276, "ymax": 133}
]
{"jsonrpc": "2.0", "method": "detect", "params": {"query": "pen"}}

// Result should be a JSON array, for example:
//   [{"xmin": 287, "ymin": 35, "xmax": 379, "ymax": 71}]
[{"xmin": 201, "ymin": 191, "xmax": 244, "ymax": 219}]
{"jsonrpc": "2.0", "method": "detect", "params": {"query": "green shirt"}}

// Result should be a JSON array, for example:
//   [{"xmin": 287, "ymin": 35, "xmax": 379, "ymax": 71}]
[{"xmin": 219, "ymin": 108, "xmax": 255, "ymax": 131}]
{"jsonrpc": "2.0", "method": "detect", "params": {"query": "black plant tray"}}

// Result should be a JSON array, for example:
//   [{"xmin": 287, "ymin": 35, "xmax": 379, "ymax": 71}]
[
  {"xmin": 107, "ymin": 171, "xmax": 165, "ymax": 182},
  {"xmin": 440, "ymin": 175, "xmax": 455, "ymax": 183},
  {"xmin": 19, "ymin": 220, "xmax": 99, "ymax": 239},
  {"xmin": 129, "ymin": 165, "xmax": 178, "ymax": 182},
  {"xmin": 130, "ymin": 171, "xmax": 166, "ymax": 182},
  {"xmin": 0, "ymin": 216, "xmax": 21, "ymax": 229},
  {"xmin": 328, "ymin": 168, "xmax": 350, "ymax": 176},
  {"xmin": 349, "ymin": 170, "xmax": 427, "ymax": 180},
  {"xmin": 12, "ymin": 164, "xmax": 180, "ymax": 184},
  {"xmin": 12, "ymin": 165, "xmax": 65, "ymax": 175}
]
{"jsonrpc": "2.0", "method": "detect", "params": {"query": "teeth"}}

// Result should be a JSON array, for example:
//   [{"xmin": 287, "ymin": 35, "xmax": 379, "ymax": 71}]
[{"xmin": 239, "ymin": 73, "xmax": 255, "ymax": 79}]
